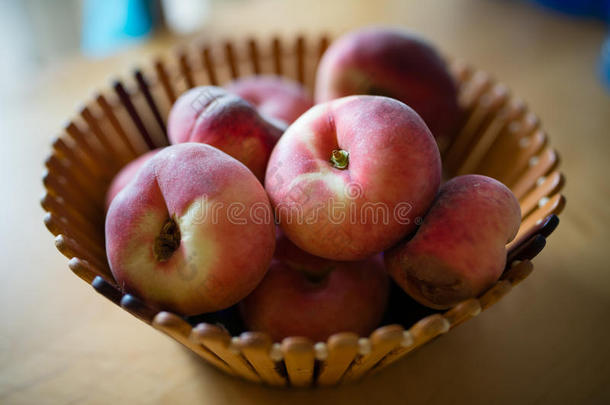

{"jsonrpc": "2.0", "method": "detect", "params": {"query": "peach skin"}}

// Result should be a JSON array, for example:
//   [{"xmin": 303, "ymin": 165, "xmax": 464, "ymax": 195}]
[
  {"xmin": 167, "ymin": 86, "xmax": 286, "ymax": 181},
  {"xmin": 105, "ymin": 149, "xmax": 161, "ymax": 210},
  {"xmin": 225, "ymin": 75, "xmax": 313, "ymax": 125},
  {"xmin": 385, "ymin": 174, "xmax": 521, "ymax": 309},
  {"xmin": 315, "ymin": 27, "xmax": 460, "ymax": 151},
  {"xmin": 105, "ymin": 143, "xmax": 276, "ymax": 315},
  {"xmin": 240, "ymin": 233, "xmax": 389, "ymax": 342},
  {"xmin": 265, "ymin": 95, "xmax": 441, "ymax": 261}
]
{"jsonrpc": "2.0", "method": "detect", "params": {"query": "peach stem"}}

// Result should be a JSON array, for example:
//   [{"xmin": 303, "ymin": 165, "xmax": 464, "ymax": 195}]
[
  {"xmin": 153, "ymin": 218, "xmax": 181, "ymax": 262},
  {"xmin": 330, "ymin": 149, "xmax": 349, "ymax": 170}
]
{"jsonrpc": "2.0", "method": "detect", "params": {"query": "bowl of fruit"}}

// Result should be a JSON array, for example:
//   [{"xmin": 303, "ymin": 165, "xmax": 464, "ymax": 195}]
[{"xmin": 42, "ymin": 27, "xmax": 565, "ymax": 388}]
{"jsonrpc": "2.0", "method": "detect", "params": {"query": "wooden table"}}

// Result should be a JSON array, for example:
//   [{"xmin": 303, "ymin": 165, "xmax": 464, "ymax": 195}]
[{"xmin": 1, "ymin": 0, "xmax": 609, "ymax": 403}]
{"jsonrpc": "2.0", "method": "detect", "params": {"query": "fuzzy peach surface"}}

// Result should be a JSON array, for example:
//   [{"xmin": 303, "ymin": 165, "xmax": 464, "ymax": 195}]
[
  {"xmin": 225, "ymin": 75, "xmax": 314, "ymax": 125},
  {"xmin": 240, "ymin": 233, "xmax": 389, "ymax": 342},
  {"xmin": 386, "ymin": 174, "xmax": 521, "ymax": 309},
  {"xmin": 315, "ymin": 26, "xmax": 460, "ymax": 147},
  {"xmin": 105, "ymin": 149, "xmax": 161, "ymax": 210},
  {"xmin": 167, "ymin": 86, "xmax": 285, "ymax": 181},
  {"xmin": 105, "ymin": 143, "xmax": 276, "ymax": 315},
  {"xmin": 265, "ymin": 95, "xmax": 441, "ymax": 261}
]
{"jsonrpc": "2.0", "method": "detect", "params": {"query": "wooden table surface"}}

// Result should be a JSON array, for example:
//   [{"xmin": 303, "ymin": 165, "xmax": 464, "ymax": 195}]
[{"xmin": 1, "ymin": 0, "xmax": 609, "ymax": 403}]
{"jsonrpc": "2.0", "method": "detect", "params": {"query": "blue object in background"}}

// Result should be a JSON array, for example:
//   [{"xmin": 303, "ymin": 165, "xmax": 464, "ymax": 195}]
[
  {"xmin": 530, "ymin": 0, "xmax": 610, "ymax": 92},
  {"xmin": 81, "ymin": 0, "xmax": 157, "ymax": 58},
  {"xmin": 531, "ymin": 0, "xmax": 610, "ymax": 21}
]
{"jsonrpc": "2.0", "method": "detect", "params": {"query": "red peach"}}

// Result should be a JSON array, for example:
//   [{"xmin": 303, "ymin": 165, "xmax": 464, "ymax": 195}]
[
  {"xmin": 315, "ymin": 27, "xmax": 460, "ymax": 150},
  {"xmin": 239, "ymin": 233, "xmax": 389, "ymax": 342},
  {"xmin": 167, "ymin": 86, "xmax": 285, "ymax": 181},
  {"xmin": 272, "ymin": 227, "xmax": 334, "ymax": 278},
  {"xmin": 225, "ymin": 75, "xmax": 313, "ymax": 125},
  {"xmin": 105, "ymin": 149, "xmax": 161, "ymax": 210},
  {"xmin": 265, "ymin": 95, "xmax": 441, "ymax": 261},
  {"xmin": 105, "ymin": 143, "xmax": 276, "ymax": 315},
  {"xmin": 385, "ymin": 174, "xmax": 521, "ymax": 309}
]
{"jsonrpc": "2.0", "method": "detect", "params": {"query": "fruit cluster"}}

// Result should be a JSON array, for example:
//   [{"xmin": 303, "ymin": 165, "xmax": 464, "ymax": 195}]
[{"xmin": 105, "ymin": 27, "xmax": 521, "ymax": 342}]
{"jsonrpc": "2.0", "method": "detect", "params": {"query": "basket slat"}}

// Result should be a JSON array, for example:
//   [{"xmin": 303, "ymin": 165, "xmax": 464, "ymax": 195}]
[
  {"xmin": 52, "ymin": 136, "xmax": 106, "ymax": 182},
  {"xmin": 505, "ymin": 129, "xmax": 548, "ymax": 187},
  {"xmin": 42, "ymin": 174, "xmax": 100, "ymax": 225},
  {"xmin": 55, "ymin": 234, "xmax": 108, "ymax": 272},
  {"xmin": 224, "ymin": 42, "xmax": 240, "ymax": 79},
  {"xmin": 129, "ymin": 88, "xmax": 169, "ymax": 147},
  {"xmin": 444, "ymin": 70, "xmax": 490, "ymax": 159},
  {"xmin": 154, "ymin": 59, "xmax": 177, "ymax": 104},
  {"xmin": 41, "ymin": 193, "xmax": 103, "ymax": 241},
  {"xmin": 95, "ymin": 93, "xmax": 140, "ymax": 160},
  {"xmin": 295, "ymin": 36, "xmax": 306, "ymax": 84},
  {"xmin": 511, "ymin": 148, "xmax": 559, "ymax": 198},
  {"xmin": 444, "ymin": 299, "xmax": 482, "ymax": 328},
  {"xmin": 113, "ymin": 81, "xmax": 156, "ymax": 150},
  {"xmin": 134, "ymin": 69, "xmax": 167, "ymax": 140},
  {"xmin": 91, "ymin": 276, "xmax": 122, "ymax": 305},
  {"xmin": 342, "ymin": 325, "xmax": 403, "ymax": 382},
  {"xmin": 318, "ymin": 35, "xmax": 330, "ymax": 60},
  {"xmin": 272, "ymin": 37, "xmax": 283, "ymax": 75},
  {"xmin": 44, "ymin": 213, "xmax": 106, "ymax": 262},
  {"xmin": 191, "ymin": 324, "xmax": 262, "ymax": 382},
  {"xmin": 236, "ymin": 332, "xmax": 287, "ymax": 386},
  {"xmin": 446, "ymin": 83, "xmax": 509, "ymax": 173},
  {"xmin": 502, "ymin": 259, "xmax": 534, "ymax": 286},
  {"xmin": 460, "ymin": 70, "xmax": 492, "ymax": 107},
  {"xmin": 456, "ymin": 98, "xmax": 525, "ymax": 175},
  {"xmin": 508, "ymin": 214, "xmax": 559, "ymax": 253},
  {"xmin": 449, "ymin": 59, "xmax": 473, "ymax": 85},
  {"xmin": 201, "ymin": 47, "xmax": 219, "ymax": 86},
  {"xmin": 479, "ymin": 280, "xmax": 513, "ymax": 310},
  {"xmin": 153, "ymin": 312, "xmax": 236, "ymax": 376},
  {"xmin": 120, "ymin": 294, "xmax": 159, "ymax": 324},
  {"xmin": 520, "ymin": 171, "xmax": 564, "ymax": 218},
  {"xmin": 281, "ymin": 337, "xmax": 315, "ymax": 387},
  {"xmin": 517, "ymin": 185, "xmax": 565, "ymax": 239},
  {"xmin": 80, "ymin": 106, "xmax": 123, "ymax": 168},
  {"xmin": 508, "ymin": 234, "xmax": 546, "ymax": 262},
  {"xmin": 247, "ymin": 38, "xmax": 262, "ymax": 75},
  {"xmin": 44, "ymin": 155, "xmax": 104, "ymax": 211},
  {"xmin": 316, "ymin": 333, "xmax": 359, "ymax": 386},
  {"xmin": 370, "ymin": 315, "xmax": 449, "ymax": 373},
  {"xmin": 68, "ymin": 257, "xmax": 113, "ymax": 284},
  {"xmin": 64, "ymin": 121, "xmax": 115, "ymax": 179},
  {"xmin": 178, "ymin": 51, "xmax": 196, "ymax": 89}
]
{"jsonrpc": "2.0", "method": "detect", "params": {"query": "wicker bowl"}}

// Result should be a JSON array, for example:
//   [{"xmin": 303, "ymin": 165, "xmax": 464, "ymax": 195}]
[{"xmin": 41, "ymin": 33, "xmax": 565, "ymax": 388}]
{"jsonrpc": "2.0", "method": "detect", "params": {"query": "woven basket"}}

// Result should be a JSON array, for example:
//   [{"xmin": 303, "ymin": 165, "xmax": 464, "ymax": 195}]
[{"xmin": 41, "ymin": 34, "xmax": 565, "ymax": 388}]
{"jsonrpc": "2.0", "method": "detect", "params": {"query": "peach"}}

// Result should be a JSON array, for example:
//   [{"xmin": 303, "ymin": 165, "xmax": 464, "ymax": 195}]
[
  {"xmin": 167, "ymin": 86, "xmax": 286, "ymax": 181},
  {"xmin": 315, "ymin": 27, "xmax": 460, "ymax": 150},
  {"xmin": 105, "ymin": 143, "xmax": 276, "ymax": 315},
  {"xmin": 239, "ymin": 233, "xmax": 389, "ymax": 342},
  {"xmin": 385, "ymin": 175, "xmax": 521, "ymax": 309},
  {"xmin": 225, "ymin": 75, "xmax": 313, "ymax": 125},
  {"xmin": 265, "ymin": 95, "xmax": 441, "ymax": 261},
  {"xmin": 272, "ymin": 228, "xmax": 333, "ymax": 278},
  {"xmin": 105, "ymin": 149, "xmax": 161, "ymax": 210}
]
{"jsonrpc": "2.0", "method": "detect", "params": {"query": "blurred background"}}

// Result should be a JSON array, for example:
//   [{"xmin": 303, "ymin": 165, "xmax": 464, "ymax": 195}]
[
  {"xmin": 1, "ymin": 0, "xmax": 609, "ymax": 404},
  {"xmin": 1, "ymin": 0, "xmax": 609, "ymax": 93}
]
